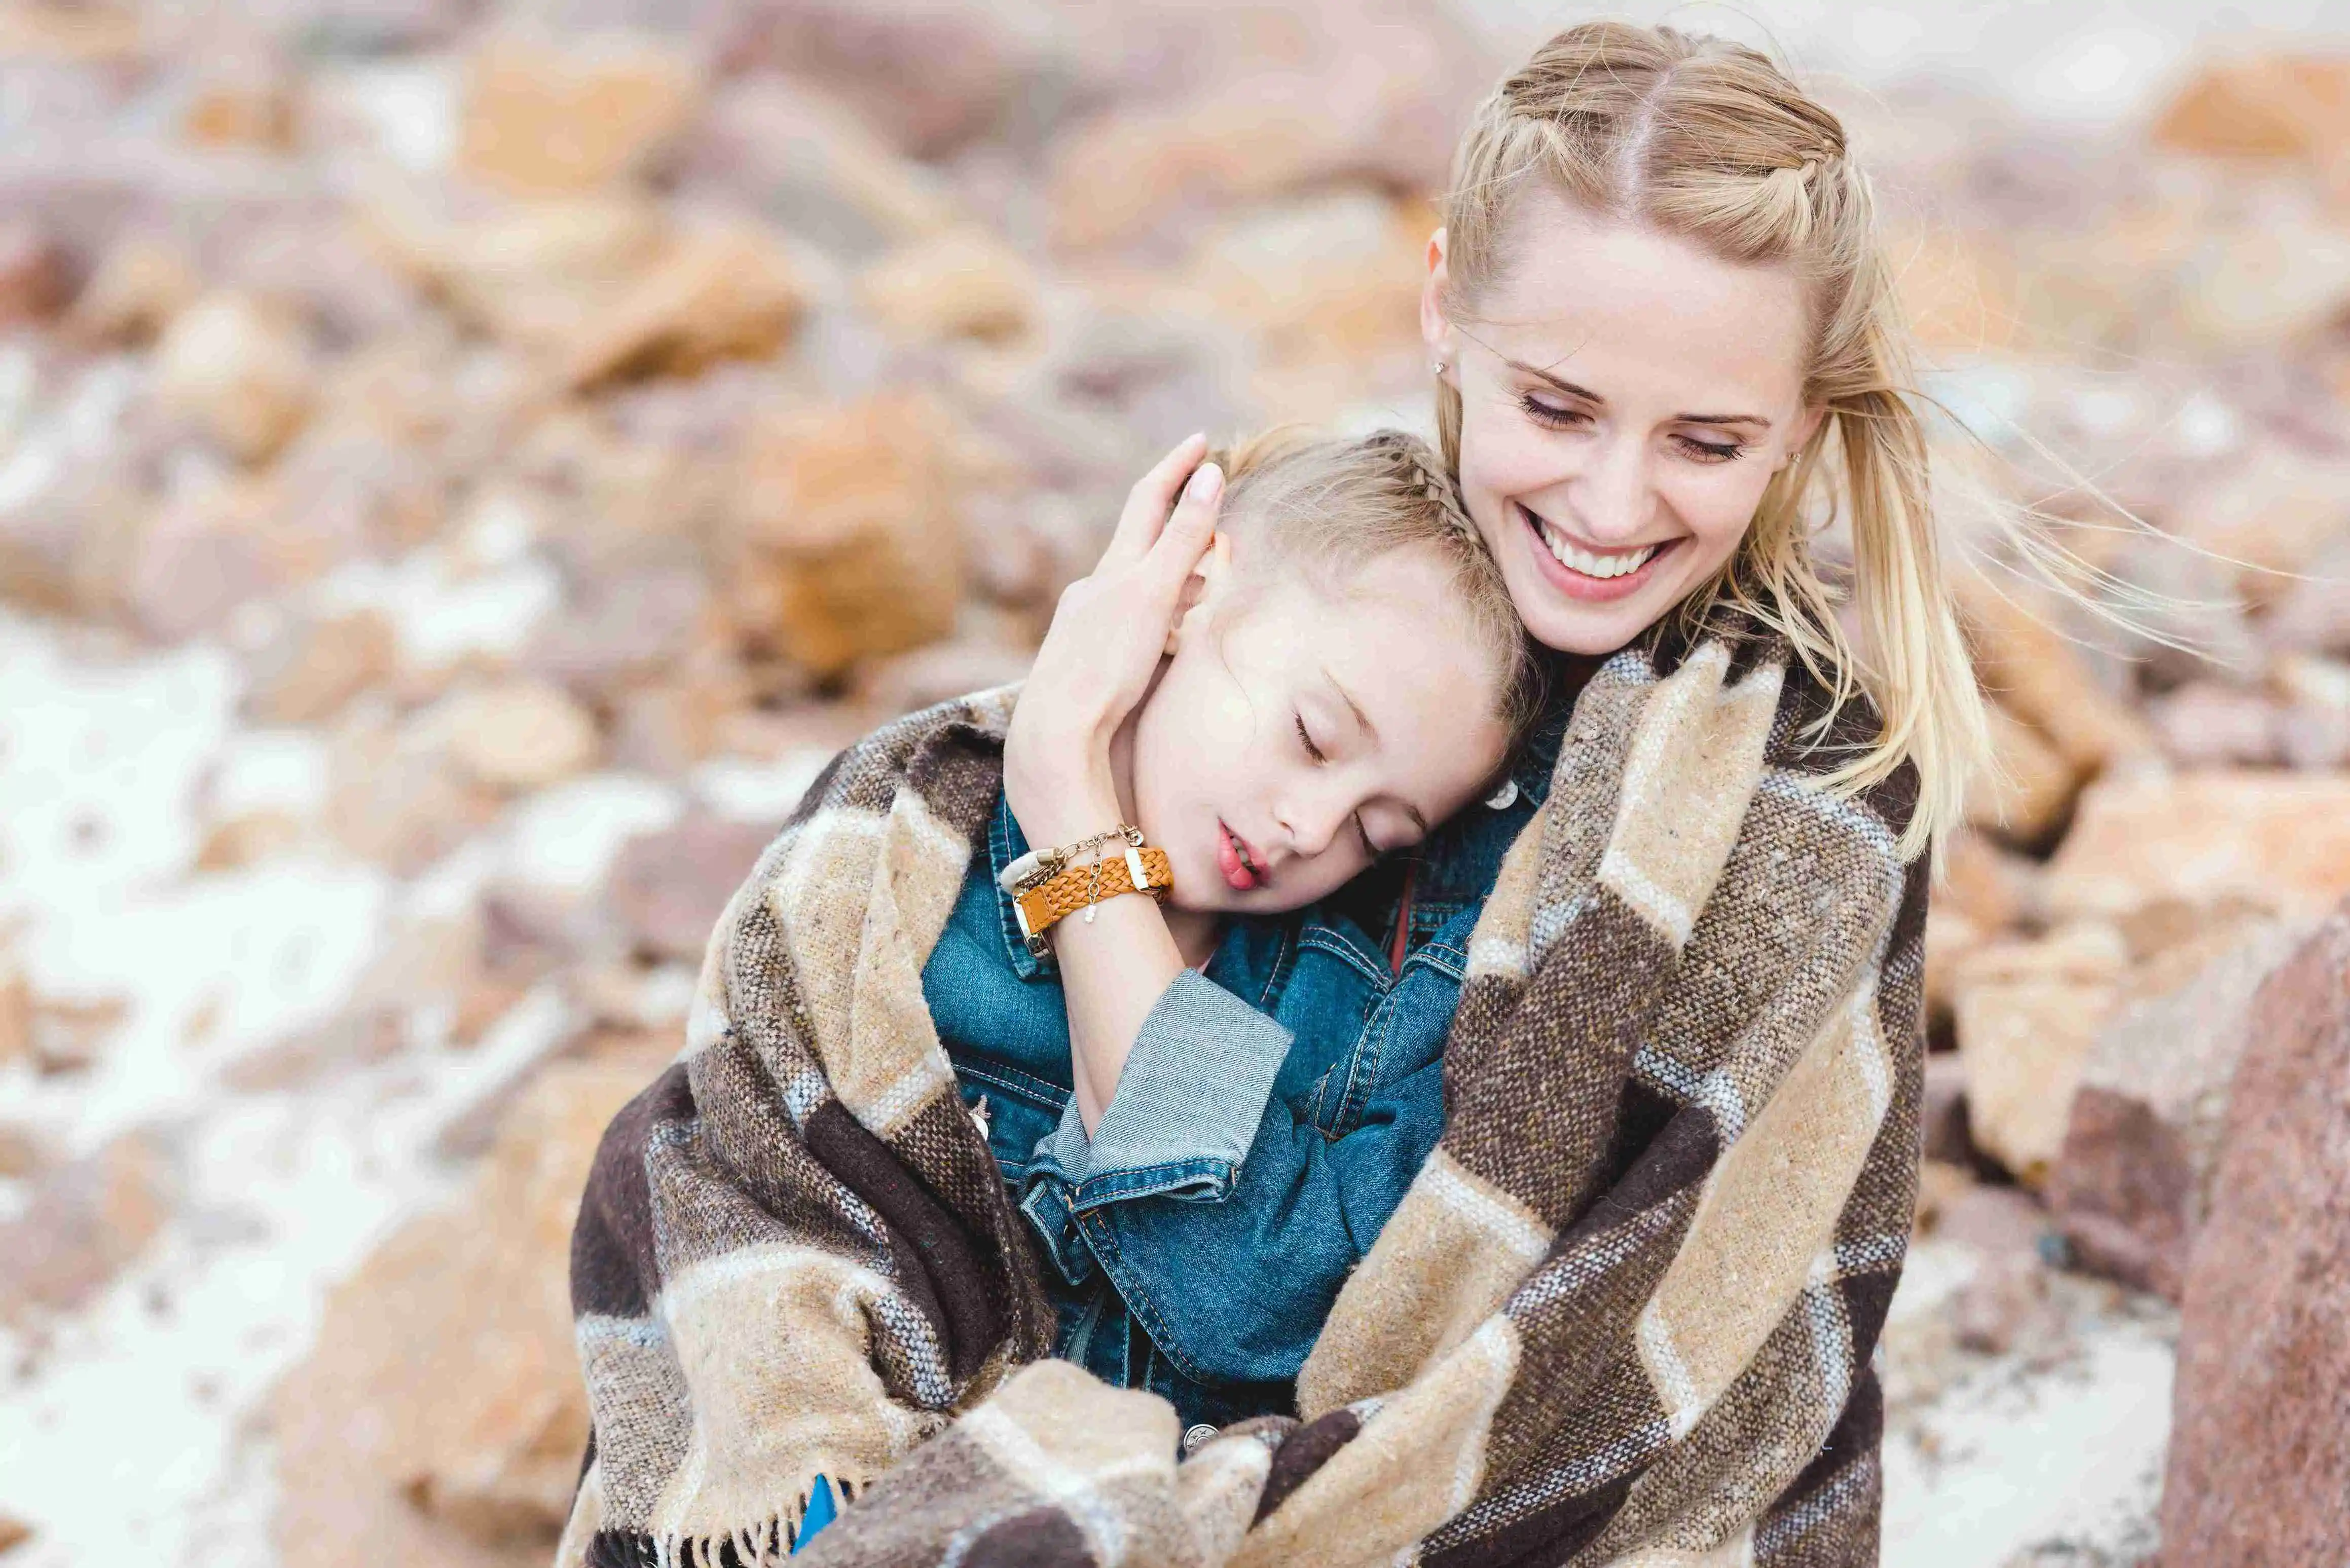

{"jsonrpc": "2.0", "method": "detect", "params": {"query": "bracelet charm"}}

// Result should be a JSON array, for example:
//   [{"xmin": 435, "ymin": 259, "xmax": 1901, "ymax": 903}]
[{"xmin": 1001, "ymin": 823, "xmax": 1172, "ymax": 956}]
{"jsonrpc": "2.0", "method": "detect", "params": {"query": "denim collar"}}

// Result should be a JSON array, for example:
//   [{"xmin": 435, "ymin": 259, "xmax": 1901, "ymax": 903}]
[
  {"xmin": 1509, "ymin": 651, "xmax": 1604, "ymax": 809},
  {"xmin": 983, "ymin": 793, "xmax": 1296, "ymax": 1009}
]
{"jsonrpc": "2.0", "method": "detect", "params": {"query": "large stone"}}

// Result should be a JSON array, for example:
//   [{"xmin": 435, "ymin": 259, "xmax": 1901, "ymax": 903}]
[
  {"xmin": 2160, "ymin": 902, "xmax": 2350, "ymax": 1566},
  {"xmin": 1964, "ymin": 697, "xmax": 2078, "ymax": 848},
  {"xmin": 153, "ymin": 291, "xmax": 317, "ymax": 464},
  {"xmin": 246, "ymin": 610, "xmax": 398, "ymax": 726},
  {"xmin": 729, "ymin": 392, "xmax": 964, "ymax": 677},
  {"xmin": 0, "ymin": 1130, "xmax": 174, "ymax": 1325},
  {"xmin": 65, "ymin": 235, "xmax": 202, "ymax": 345},
  {"xmin": 2146, "ymin": 680, "xmax": 2281, "ymax": 767},
  {"xmin": 2152, "ymin": 54, "xmax": 2350, "ymax": 162},
  {"xmin": 857, "ymin": 226, "xmax": 1039, "ymax": 345},
  {"xmin": 714, "ymin": 0, "xmax": 1029, "ymax": 158},
  {"xmin": 2048, "ymin": 769, "xmax": 2350, "ymax": 924},
  {"xmin": 458, "ymin": 38, "xmax": 699, "ymax": 196},
  {"xmin": 560, "ymin": 223, "xmax": 804, "ymax": 390},
  {"xmin": 674, "ymin": 79, "xmax": 960, "ymax": 257},
  {"xmin": 2175, "ymin": 445, "xmax": 2350, "ymax": 604},
  {"xmin": 1953, "ymin": 922, "xmax": 2128, "ymax": 1186},
  {"xmin": 0, "ymin": 219, "xmax": 72, "ymax": 328},
  {"xmin": 2050, "ymin": 918, "xmax": 2314, "ymax": 1300},
  {"xmin": 1954, "ymin": 570, "xmax": 2158, "ymax": 778},
  {"xmin": 272, "ymin": 1054, "xmax": 668, "ymax": 1565},
  {"xmin": 442, "ymin": 679, "xmax": 601, "ymax": 793},
  {"xmin": 606, "ymin": 811, "xmax": 773, "ymax": 961}
]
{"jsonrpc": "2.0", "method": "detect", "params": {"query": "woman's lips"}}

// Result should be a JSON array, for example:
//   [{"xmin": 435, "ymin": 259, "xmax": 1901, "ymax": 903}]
[
  {"xmin": 1516, "ymin": 501, "xmax": 1676, "ymax": 604},
  {"xmin": 1215, "ymin": 819, "xmax": 1261, "ymax": 892}
]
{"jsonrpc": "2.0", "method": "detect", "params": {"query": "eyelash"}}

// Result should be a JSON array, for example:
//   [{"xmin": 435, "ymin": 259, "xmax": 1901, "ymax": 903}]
[
  {"xmin": 1295, "ymin": 714, "xmax": 1382, "ymax": 858},
  {"xmin": 1517, "ymin": 394, "xmax": 1747, "ymax": 464}
]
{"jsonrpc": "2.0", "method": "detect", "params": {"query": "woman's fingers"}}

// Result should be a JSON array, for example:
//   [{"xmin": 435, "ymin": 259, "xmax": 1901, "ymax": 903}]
[
  {"xmin": 1105, "ymin": 433, "xmax": 1208, "ymax": 563},
  {"xmin": 1149, "ymin": 460, "xmax": 1222, "ymax": 588}
]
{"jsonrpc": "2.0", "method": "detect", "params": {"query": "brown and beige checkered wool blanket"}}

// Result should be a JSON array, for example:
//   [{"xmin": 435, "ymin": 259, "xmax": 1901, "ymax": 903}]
[{"xmin": 559, "ymin": 620, "xmax": 1928, "ymax": 1568}]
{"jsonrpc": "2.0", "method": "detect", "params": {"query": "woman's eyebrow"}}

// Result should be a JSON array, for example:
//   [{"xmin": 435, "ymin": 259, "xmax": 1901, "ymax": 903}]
[{"xmin": 1503, "ymin": 354, "xmax": 1771, "ymax": 428}]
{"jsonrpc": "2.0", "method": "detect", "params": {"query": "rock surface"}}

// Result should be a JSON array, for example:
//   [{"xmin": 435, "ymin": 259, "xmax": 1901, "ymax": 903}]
[
  {"xmin": 2160, "ymin": 902, "xmax": 2350, "ymax": 1566},
  {"xmin": 2050, "ymin": 918, "xmax": 2313, "ymax": 1299},
  {"xmin": 272, "ymin": 1050, "xmax": 670, "ymax": 1566}
]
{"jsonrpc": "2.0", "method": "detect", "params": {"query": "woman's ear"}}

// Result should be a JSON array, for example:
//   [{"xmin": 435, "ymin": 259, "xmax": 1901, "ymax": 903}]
[
  {"xmin": 1777, "ymin": 403, "xmax": 1829, "ymax": 470},
  {"xmin": 1421, "ymin": 227, "xmax": 1458, "ymax": 375},
  {"xmin": 1166, "ymin": 531, "xmax": 1233, "ymax": 656}
]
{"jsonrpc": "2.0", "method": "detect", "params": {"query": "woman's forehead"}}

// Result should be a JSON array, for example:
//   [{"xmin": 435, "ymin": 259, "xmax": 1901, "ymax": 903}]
[{"xmin": 1477, "ymin": 197, "xmax": 1813, "ymax": 406}]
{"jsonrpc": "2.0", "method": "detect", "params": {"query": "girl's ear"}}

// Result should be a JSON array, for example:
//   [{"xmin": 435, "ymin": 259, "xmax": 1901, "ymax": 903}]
[
  {"xmin": 1166, "ymin": 531, "xmax": 1233, "ymax": 656},
  {"xmin": 1421, "ymin": 227, "xmax": 1457, "ymax": 371}
]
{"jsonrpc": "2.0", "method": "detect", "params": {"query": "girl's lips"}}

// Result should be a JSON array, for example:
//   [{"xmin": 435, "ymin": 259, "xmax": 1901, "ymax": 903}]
[
  {"xmin": 1516, "ymin": 501, "xmax": 1677, "ymax": 604},
  {"xmin": 1215, "ymin": 819, "xmax": 1261, "ymax": 892}
]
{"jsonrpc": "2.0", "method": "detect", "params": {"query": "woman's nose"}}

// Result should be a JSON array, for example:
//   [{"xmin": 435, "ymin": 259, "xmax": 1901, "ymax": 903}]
[{"xmin": 1568, "ymin": 432, "xmax": 1653, "ymax": 544}]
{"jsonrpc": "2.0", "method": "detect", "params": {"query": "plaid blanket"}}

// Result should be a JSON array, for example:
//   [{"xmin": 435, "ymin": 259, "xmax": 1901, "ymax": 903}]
[{"xmin": 559, "ymin": 621, "xmax": 1927, "ymax": 1568}]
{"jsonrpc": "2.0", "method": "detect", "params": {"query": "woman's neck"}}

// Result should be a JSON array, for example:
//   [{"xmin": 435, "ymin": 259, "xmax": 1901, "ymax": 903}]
[{"xmin": 1106, "ymin": 718, "xmax": 1223, "ymax": 969}]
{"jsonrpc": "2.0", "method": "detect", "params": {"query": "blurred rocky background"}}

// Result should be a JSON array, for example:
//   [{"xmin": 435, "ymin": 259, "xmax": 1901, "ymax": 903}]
[{"xmin": 0, "ymin": 2, "xmax": 2347, "ymax": 1565}]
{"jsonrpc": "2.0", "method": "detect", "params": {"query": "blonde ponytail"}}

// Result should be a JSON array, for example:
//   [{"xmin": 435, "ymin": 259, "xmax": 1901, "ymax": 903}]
[{"xmin": 1438, "ymin": 22, "xmax": 1989, "ymax": 860}]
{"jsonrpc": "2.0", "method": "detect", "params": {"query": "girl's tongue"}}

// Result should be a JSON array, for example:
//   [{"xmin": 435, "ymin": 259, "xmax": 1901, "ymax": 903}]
[{"xmin": 1215, "ymin": 820, "xmax": 1259, "ymax": 891}]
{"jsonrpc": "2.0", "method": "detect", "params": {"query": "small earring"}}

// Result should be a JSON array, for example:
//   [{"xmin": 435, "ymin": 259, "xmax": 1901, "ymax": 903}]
[{"xmin": 1431, "ymin": 359, "xmax": 1447, "ymax": 378}]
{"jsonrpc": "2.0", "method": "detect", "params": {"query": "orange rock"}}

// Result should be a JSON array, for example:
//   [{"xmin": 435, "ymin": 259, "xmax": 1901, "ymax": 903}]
[
  {"xmin": 248, "ymin": 610, "xmax": 397, "ymax": 726},
  {"xmin": 730, "ymin": 393, "xmax": 964, "ymax": 677},
  {"xmin": 154, "ymin": 292, "xmax": 317, "ymax": 465},
  {"xmin": 66, "ymin": 236, "xmax": 202, "ymax": 346},
  {"xmin": 1964, "ymin": 698, "xmax": 2078, "ymax": 848},
  {"xmin": 0, "ymin": 959, "xmax": 27, "ymax": 1069},
  {"xmin": 271, "ymin": 1054, "xmax": 669, "ymax": 1563},
  {"xmin": 561, "ymin": 223, "xmax": 803, "ymax": 390},
  {"xmin": 458, "ymin": 38, "xmax": 699, "ymax": 196},
  {"xmin": 2152, "ymin": 54, "xmax": 2350, "ymax": 161},
  {"xmin": 857, "ymin": 226, "xmax": 1038, "ymax": 345},
  {"xmin": 1954, "ymin": 570, "xmax": 2159, "ymax": 775},
  {"xmin": 1953, "ymin": 923, "xmax": 2129, "ymax": 1186},
  {"xmin": 442, "ymin": 680, "xmax": 601, "ymax": 792},
  {"xmin": 2048, "ymin": 769, "xmax": 2350, "ymax": 923},
  {"xmin": 1889, "ymin": 226, "xmax": 2022, "ymax": 354},
  {"xmin": 0, "ymin": 1130, "xmax": 175, "ymax": 1324}
]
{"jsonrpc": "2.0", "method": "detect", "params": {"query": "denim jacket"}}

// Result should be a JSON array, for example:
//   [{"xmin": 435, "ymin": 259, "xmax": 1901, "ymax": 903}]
[{"xmin": 919, "ymin": 701, "xmax": 1571, "ymax": 1433}]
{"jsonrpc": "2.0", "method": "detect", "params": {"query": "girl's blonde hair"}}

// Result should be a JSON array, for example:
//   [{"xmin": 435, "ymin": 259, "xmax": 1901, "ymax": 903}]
[
  {"xmin": 1212, "ymin": 427, "xmax": 1545, "ymax": 738},
  {"xmin": 1437, "ymin": 21, "xmax": 1986, "ymax": 860}
]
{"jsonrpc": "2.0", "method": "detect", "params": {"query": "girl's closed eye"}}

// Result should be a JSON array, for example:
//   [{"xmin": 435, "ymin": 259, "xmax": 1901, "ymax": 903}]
[{"xmin": 1294, "ymin": 713, "xmax": 1327, "ymax": 764}]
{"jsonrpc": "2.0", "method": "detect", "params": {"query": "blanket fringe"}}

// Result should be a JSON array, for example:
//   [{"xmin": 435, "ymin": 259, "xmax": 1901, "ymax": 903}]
[{"xmin": 605, "ymin": 1472, "xmax": 873, "ymax": 1568}]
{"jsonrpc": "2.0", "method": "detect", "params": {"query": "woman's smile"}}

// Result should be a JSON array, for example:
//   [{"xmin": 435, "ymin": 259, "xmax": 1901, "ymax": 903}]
[{"xmin": 1514, "ymin": 501, "xmax": 1680, "ymax": 603}]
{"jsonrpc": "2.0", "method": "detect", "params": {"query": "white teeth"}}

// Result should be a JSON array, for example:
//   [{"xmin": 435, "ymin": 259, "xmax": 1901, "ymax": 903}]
[{"xmin": 1526, "ymin": 508, "xmax": 1660, "ymax": 579}]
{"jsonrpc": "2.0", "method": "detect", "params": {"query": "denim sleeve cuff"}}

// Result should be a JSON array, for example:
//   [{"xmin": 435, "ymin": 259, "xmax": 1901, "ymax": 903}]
[{"xmin": 1046, "ymin": 969, "xmax": 1292, "ymax": 1210}]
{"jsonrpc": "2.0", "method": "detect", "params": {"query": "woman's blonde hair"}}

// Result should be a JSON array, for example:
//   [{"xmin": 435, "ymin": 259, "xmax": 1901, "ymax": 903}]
[
  {"xmin": 1436, "ymin": 21, "xmax": 1987, "ymax": 860},
  {"xmin": 1211, "ymin": 427, "xmax": 1546, "ymax": 738}
]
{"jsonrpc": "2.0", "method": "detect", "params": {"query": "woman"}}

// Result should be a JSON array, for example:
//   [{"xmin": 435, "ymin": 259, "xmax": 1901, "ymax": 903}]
[{"xmin": 563, "ymin": 21, "xmax": 1984, "ymax": 1568}]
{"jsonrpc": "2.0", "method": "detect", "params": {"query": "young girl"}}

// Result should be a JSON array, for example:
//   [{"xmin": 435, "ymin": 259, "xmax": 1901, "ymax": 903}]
[{"xmin": 926, "ymin": 428, "xmax": 1540, "ymax": 1433}]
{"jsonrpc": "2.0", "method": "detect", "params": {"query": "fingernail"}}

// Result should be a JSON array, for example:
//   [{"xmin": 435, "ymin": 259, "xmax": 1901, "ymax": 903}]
[{"xmin": 1184, "ymin": 462, "xmax": 1223, "ymax": 502}]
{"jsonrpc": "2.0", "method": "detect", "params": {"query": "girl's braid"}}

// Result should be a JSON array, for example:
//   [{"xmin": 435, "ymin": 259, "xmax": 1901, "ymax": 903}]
[{"xmin": 1370, "ymin": 431, "xmax": 1479, "ymax": 543}]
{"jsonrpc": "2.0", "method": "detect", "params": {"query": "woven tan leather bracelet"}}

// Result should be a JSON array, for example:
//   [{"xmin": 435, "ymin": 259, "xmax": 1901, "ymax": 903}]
[{"xmin": 1012, "ymin": 846, "xmax": 1173, "ymax": 956}]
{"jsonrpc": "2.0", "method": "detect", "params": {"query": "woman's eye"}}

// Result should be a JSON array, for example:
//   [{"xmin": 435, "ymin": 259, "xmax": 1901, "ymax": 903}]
[
  {"xmin": 1519, "ymin": 393, "xmax": 1589, "ymax": 431},
  {"xmin": 1294, "ymin": 714, "xmax": 1327, "ymax": 764},
  {"xmin": 1673, "ymin": 433, "xmax": 1746, "ymax": 463}
]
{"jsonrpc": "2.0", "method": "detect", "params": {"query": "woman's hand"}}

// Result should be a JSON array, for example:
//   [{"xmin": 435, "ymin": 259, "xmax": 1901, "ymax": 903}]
[{"xmin": 1004, "ymin": 433, "xmax": 1223, "ymax": 850}]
